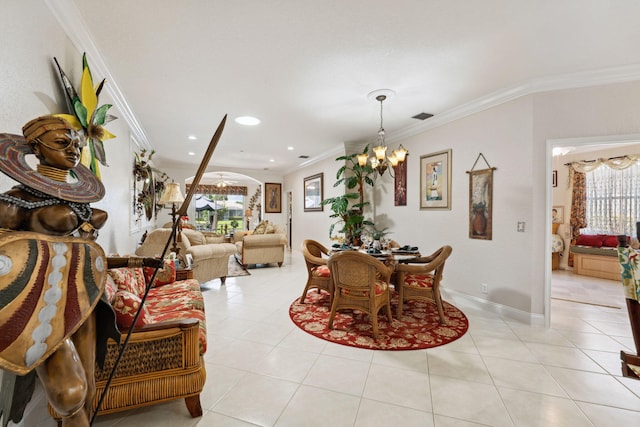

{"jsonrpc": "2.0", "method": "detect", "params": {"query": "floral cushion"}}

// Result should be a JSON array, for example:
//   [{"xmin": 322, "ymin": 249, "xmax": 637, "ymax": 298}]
[
  {"xmin": 103, "ymin": 274, "xmax": 118, "ymax": 304},
  {"xmin": 404, "ymin": 273, "xmax": 434, "ymax": 288},
  {"xmin": 112, "ymin": 290, "xmax": 153, "ymax": 329},
  {"xmin": 147, "ymin": 280, "xmax": 204, "ymax": 312},
  {"xmin": 340, "ymin": 279, "xmax": 388, "ymax": 297},
  {"xmin": 107, "ymin": 267, "xmax": 147, "ymax": 297},
  {"xmin": 143, "ymin": 260, "xmax": 176, "ymax": 287},
  {"xmin": 312, "ymin": 265, "xmax": 330, "ymax": 278},
  {"xmin": 150, "ymin": 308, "xmax": 207, "ymax": 354}
]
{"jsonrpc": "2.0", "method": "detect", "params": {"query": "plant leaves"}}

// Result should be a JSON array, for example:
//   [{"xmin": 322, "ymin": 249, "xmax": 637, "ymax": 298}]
[
  {"xmin": 91, "ymin": 138, "xmax": 108, "ymax": 166},
  {"xmin": 73, "ymin": 100, "xmax": 88, "ymax": 128},
  {"xmin": 92, "ymin": 104, "xmax": 112, "ymax": 126}
]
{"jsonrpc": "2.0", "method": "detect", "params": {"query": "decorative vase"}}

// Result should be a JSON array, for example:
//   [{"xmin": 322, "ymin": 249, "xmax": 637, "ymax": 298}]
[{"xmin": 472, "ymin": 208, "xmax": 487, "ymax": 235}]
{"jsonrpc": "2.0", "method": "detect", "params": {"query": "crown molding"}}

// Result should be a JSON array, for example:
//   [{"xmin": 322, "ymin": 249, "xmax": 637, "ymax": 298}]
[
  {"xmin": 388, "ymin": 63, "xmax": 640, "ymax": 144},
  {"xmin": 45, "ymin": 0, "xmax": 151, "ymax": 150},
  {"xmin": 47, "ymin": 0, "xmax": 640, "ymax": 170}
]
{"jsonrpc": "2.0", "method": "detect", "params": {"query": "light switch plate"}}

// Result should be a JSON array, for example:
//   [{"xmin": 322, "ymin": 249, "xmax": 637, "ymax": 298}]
[{"xmin": 517, "ymin": 222, "xmax": 525, "ymax": 232}]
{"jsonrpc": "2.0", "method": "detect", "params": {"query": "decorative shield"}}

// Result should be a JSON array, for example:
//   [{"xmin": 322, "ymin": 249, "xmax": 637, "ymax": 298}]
[{"xmin": 0, "ymin": 230, "xmax": 106, "ymax": 375}]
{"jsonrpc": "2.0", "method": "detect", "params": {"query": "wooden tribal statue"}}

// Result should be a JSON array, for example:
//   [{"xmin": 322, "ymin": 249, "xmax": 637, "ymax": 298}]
[{"xmin": 0, "ymin": 115, "xmax": 114, "ymax": 426}]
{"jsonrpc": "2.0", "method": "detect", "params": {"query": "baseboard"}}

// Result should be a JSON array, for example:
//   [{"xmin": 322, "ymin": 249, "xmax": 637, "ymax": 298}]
[{"xmin": 442, "ymin": 288, "xmax": 546, "ymax": 326}]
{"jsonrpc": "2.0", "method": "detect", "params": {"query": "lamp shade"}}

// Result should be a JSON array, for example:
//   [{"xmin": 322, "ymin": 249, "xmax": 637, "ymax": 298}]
[{"xmin": 159, "ymin": 182, "xmax": 185, "ymax": 205}]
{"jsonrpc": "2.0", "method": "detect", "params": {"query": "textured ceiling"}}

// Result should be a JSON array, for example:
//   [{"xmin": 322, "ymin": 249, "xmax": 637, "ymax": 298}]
[{"xmin": 68, "ymin": 0, "xmax": 640, "ymax": 175}]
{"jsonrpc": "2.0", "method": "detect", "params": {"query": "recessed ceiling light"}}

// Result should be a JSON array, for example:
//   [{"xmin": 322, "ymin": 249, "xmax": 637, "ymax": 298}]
[
  {"xmin": 288, "ymin": 146, "xmax": 294, "ymax": 151},
  {"xmin": 235, "ymin": 116, "xmax": 261, "ymax": 126},
  {"xmin": 269, "ymin": 159, "xmax": 275, "ymax": 163},
  {"xmin": 188, "ymin": 135, "xmax": 197, "ymax": 140},
  {"xmin": 188, "ymin": 152, "xmax": 195, "ymax": 156}
]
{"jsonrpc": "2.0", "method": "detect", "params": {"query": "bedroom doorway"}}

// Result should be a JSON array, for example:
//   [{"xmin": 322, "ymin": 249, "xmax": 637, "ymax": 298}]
[{"xmin": 547, "ymin": 134, "xmax": 640, "ymax": 325}]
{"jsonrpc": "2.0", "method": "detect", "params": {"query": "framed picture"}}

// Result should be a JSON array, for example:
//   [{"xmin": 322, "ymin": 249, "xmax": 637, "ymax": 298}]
[
  {"xmin": 552, "ymin": 170, "xmax": 558, "ymax": 187},
  {"xmin": 394, "ymin": 159, "xmax": 407, "ymax": 206},
  {"xmin": 552, "ymin": 205, "xmax": 564, "ymax": 224},
  {"xmin": 264, "ymin": 182, "xmax": 282, "ymax": 213},
  {"xmin": 468, "ymin": 168, "xmax": 494, "ymax": 240},
  {"xmin": 304, "ymin": 173, "xmax": 323, "ymax": 212},
  {"xmin": 420, "ymin": 149, "xmax": 452, "ymax": 210}
]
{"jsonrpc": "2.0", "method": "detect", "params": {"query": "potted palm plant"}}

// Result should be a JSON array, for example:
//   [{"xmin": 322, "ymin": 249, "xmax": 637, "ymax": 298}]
[{"xmin": 322, "ymin": 147, "xmax": 375, "ymax": 246}]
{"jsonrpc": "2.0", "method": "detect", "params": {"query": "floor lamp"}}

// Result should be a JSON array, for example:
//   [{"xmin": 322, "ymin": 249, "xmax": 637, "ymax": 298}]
[{"xmin": 158, "ymin": 182, "xmax": 185, "ymax": 258}]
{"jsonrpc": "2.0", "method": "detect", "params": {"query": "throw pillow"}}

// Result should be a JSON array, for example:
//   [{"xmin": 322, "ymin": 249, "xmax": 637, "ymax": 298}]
[
  {"xmin": 143, "ymin": 260, "xmax": 176, "ymax": 287},
  {"xmin": 103, "ymin": 274, "xmax": 117, "ymax": 304},
  {"xmin": 552, "ymin": 223, "xmax": 559, "ymax": 234},
  {"xmin": 254, "ymin": 220, "xmax": 268, "ymax": 235},
  {"xmin": 112, "ymin": 290, "xmax": 152, "ymax": 328},
  {"xmin": 575, "ymin": 234, "xmax": 604, "ymax": 247},
  {"xmin": 602, "ymin": 235, "xmax": 627, "ymax": 247},
  {"xmin": 107, "ymin": 267, "xmax": 147, "ymax": 297},
  {"xmin": 265, "ymin": 224, "xmax": 275, "ymax": 234}
]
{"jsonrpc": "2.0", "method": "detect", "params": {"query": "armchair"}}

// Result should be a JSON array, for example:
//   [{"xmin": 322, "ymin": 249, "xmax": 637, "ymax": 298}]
[
  {"xmin": 327, "ymin": 251, "xmax": 393, "ymax": 339},
  {"xmin": 233, "ymin": 221, "xmax": 286, "ymax": 267},
  {"xmin": 300, "ymin": 239, "xmax": 332, "ymax": 303},
  {"xmin": 49, "ymin": 257, "xmax": 207, "ymax": 424},
  {"xmin": 395, "ymin": 245, "xmax": 452, "ymax": 323}
]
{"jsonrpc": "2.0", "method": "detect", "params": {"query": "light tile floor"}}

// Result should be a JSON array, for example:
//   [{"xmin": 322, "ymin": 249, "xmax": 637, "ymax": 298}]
[{"xmin": 19, "ymin": 255, "xmax": 640, "ymax": 426}]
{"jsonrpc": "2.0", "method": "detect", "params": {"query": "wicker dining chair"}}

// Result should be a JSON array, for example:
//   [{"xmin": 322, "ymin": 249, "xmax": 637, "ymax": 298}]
[
  {"xmin": 300, "ymin": 239, "xmax": 333, "ymax": 303},
  {"xmin": 327, "ymin": 251, "xmax": 393, "ymax": 339},
  {"xmin": 395, "ymin": 245, "xmax": 452, "ymax": 323}
]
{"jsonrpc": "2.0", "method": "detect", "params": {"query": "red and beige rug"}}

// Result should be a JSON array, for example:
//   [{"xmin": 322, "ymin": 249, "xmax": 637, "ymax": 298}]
[{"xmin": 289, "ymin": 291, "xmax": 468, "ymax": 350}]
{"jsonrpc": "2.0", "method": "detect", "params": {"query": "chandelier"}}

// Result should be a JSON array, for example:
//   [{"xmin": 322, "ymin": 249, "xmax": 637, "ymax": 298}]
[{"xmin": 357, "ymin": 93, "xmax": 408, "ymax": 176}]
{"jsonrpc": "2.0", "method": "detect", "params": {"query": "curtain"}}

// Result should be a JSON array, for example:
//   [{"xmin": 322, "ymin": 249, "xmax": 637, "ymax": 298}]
[
  {"xmin": 185, "ymin": 184, "xmax": 247, "ymax": 196},
  {"xmin": 583, "ymin": 162, "xmax": 640, "ymax": 235},
  {"xmin": 568, "ymin": 171, "xmax": 587, "ymax": 267}
]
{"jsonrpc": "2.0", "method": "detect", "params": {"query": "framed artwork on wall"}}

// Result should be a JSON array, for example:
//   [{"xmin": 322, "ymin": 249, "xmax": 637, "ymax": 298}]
[
  {"xmin": 552, "ymin": 170, "xmax": 558, "ymax": 187},
  {"xmin": 304, "ymin": 173, "xmax": 323, "ymax": 212},
  {"xmin": 552, "ymin": 205, "xmax": 564, "ymax": 224},
  {"xmin": 264, "ymin": 182, "xmax": 282, "ymax": 213},
  {"xmin": 420, "ymin": 149, "xmax": 452, "ymax": 210},
  {"xmin": 468, "ymin": 168, "xmax": 494, "ymax": 239},
  {"xmin": 394, "ymin": 159, "xmax": 407, "ymax": 206}
]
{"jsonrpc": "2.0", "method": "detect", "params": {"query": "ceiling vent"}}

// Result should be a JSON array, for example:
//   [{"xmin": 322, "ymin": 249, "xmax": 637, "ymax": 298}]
[
  {"xmin": 298, "ymin": 155, "xmax": 310, "ymax": 159},
  {"xmin": 412, "ymin": 112, "xmax": 433, "ymax": 120}
]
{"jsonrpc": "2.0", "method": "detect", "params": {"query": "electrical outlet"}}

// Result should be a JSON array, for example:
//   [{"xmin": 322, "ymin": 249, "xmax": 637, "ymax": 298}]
[
  {"xmin": 481, "ymin": 283, "xmax": 488, "ymax": 294},
  {"xmin": 517, "ymin": 222, "xmax": 525, "ymax": 232}
]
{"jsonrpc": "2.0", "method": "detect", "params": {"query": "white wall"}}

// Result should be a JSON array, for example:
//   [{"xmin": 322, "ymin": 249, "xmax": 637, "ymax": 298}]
[
  {"xmin": 286, "ymin": 81, "xmax": 640, "ymax": 319},
  {"xmin": 0, "ymin": 0, "xmax": 147, "ymax": 255}
]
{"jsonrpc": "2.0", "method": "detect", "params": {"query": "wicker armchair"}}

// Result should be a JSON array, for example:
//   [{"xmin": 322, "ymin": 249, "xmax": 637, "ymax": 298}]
[
  {"xmin": 395, "ymin": 245, "xmax": 452, "ymax": 323},
  {"xmin": 327, "ymin": 251, "xmax": 393, "ymax": 339},
  {"xmin": 300, "ymin": 239, "xmax": 332, "ymax": 303},
  {"xmin": 48, "ymin": 259, "xmax": 207, "ymax": 424}
]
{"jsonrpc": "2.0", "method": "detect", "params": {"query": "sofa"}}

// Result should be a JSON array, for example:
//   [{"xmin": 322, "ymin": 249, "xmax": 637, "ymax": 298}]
[
  {"xmin": 49, "ymin": 258, "xmax": 206, "ymax": 423},
  {"xmin": 136, "ymin": 228, "xmax": 237, "ymax": 284},
  {"xmin": 570, "ymin": 233, "xmax": 628, "ymax": 280},
  {"xmin": 233, "ymin": 221, "xmax": 287, "ymax": 267}
]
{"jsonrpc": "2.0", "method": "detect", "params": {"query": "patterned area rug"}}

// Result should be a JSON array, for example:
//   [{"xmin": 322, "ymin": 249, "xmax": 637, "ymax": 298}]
[
  {"xmin": 227, "ymin": 255, "xmax": 250, "ymax": 277},
  {"xmin": 289, "ymin": 291, "xmax": 468, "ymax": 350}
]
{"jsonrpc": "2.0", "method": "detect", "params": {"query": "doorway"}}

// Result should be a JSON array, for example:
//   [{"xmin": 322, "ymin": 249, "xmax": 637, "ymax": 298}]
[{"xmin": 546, "ymin": 134, "xmax": 640, "ymax": 325}]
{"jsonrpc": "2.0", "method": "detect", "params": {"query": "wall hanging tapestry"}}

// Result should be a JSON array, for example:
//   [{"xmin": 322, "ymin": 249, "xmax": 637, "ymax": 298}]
[{"xmin": 467, "ymin": 153, "xmax": 496, "ymax": 240}]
